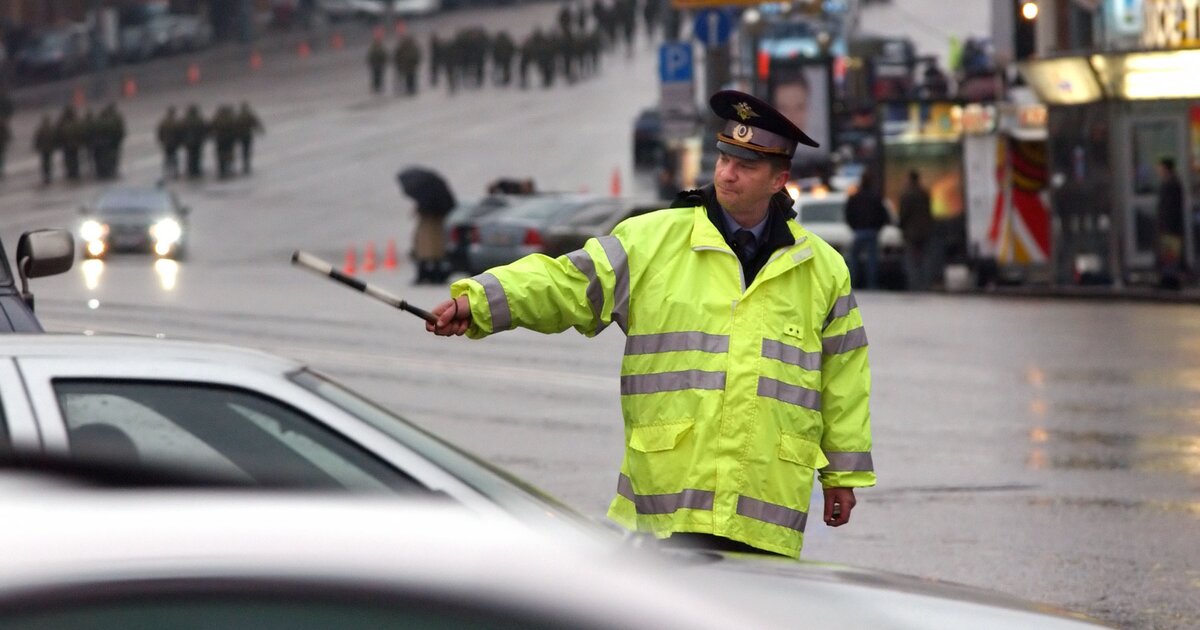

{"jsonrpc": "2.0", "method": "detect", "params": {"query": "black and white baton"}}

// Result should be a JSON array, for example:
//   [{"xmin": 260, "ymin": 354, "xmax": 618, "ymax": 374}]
[{"xmin": 291, "ymin": 250, "xmax": 437, "ymax": 324}]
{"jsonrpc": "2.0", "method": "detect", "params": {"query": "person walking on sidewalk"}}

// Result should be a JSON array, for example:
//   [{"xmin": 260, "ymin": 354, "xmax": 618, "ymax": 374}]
[
  {"xmin": 898, "ymin": 170, "xmax": 934, "ymax": 290},
  {"xmin": 844, "ymin": 170, "xmax": 891, "ymax": 289}
]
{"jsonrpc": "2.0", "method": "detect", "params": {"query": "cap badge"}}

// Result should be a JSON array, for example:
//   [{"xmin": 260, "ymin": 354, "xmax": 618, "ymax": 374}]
[
  {"xmin": 732, "ymin": 124, "xmax": 754, "ymax": 142},
  {"xmin": 733, "ymin": 102, "xmax": 757, "ymax": 121}
]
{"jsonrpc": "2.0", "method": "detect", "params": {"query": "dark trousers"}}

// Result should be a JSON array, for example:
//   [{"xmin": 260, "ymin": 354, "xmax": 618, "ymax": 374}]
[
  {"xmin": 848, "ymin": 229, "xmax": 880, "ymax": 289},
  {"xmin": 239, "ymin": 139, "xmax": 253, "ymax": 174},
  {"xmin": 660, "ymin": 533, "xmax": 785, "ymax": 557}
]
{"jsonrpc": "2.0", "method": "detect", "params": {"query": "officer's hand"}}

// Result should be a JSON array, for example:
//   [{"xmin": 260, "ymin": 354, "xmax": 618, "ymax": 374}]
[
  {"xmin": 427, "ymin": 295, "xmax": 471, "ymax": 336},
  {"xmin": 822, "ymin": 487, "xmax": 856, "ymax": 527}
]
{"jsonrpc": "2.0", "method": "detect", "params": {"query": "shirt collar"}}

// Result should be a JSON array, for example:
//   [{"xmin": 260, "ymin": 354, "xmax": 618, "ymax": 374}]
[{"xmin": 721, "ymin": 208, "xmax": 769, "ymax": 242}]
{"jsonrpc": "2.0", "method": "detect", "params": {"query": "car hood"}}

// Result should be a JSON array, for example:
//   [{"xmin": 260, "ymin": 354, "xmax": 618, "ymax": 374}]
[{"xmin": 665, "ymin": 550, "xmax": 1107, "ymax": 629}]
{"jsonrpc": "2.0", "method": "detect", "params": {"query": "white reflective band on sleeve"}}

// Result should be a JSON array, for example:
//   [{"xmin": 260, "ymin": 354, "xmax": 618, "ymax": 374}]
[
  {"xmin": 737, "ymin": 495, "xmax": 808, "ymax": 533},
  {"xmin": 621, "ymin": 370, "xmax": 726, "ymax": 395},
  {"xmin": 822, "ymin": 326, "xmax": 868, "ymax": 355},
  {"xmin": 618, "ymin": 473, "xmax": 714, "ymax": 514},
  {"xmin": 761, "ymin": 339, "xmax": 822, "ymax": 371},
  {"xmin": 823, "ymin": 451, "xmax": 874, "ymax": 472},
  {"xmin": 472, "ymin": 272, "xmax": 512, "ymax": 331},
  {"xmin": 823, "ymin": 293, "xmax": 858, "ymax": 330},
  {"xmin": 625, "ymin": 332, "xmax": 729, "ymax": 355},
  {"xmin": 757, "ymin": 377, "xmax": 821, "ymax": 411},
  {"xmin": 566, "ymin": 248, "xmax": 605, "ymax": 333},
  {"xmin": 597, "ymin": 235, "xmax": 629, "ymax": 333}
]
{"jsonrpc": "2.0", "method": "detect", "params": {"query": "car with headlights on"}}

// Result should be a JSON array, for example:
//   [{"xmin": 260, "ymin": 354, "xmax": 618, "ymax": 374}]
[{"xmin": 79, "ymin": 187, "xmax": 189, "ymax": 260}]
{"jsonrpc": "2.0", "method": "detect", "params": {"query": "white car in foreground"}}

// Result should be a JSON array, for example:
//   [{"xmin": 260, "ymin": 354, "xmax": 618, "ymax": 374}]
[{"xmin": 0, "ymin": 336, "xmax": 1107, "ymax": 629}]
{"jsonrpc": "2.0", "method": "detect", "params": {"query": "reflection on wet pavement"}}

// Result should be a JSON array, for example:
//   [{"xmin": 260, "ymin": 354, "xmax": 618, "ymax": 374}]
[
  {"xmin": 1026, "ymin": 496, "xmax": 1200, "ymax": 516},
  {"xmin": 1027, "ymin": 428, "xmax": 1200, "ymax": 475}
]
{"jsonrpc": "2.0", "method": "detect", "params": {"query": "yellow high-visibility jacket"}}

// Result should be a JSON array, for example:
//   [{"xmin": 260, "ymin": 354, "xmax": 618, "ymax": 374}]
[{"xmin": 450, "ymin": 203, "xmax": 875, "ymax": 558}]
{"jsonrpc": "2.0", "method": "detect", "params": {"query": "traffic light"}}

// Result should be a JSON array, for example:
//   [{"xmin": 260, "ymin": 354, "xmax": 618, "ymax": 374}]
[{"xmin": 1015, "ymin": 1, "xmax": 1037, "ymax": 60}]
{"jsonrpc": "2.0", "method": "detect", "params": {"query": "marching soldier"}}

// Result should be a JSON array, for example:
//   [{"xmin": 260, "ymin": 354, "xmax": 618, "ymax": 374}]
[
  {"xmin": 491, "ymin": 30, "xmax": 515, "ymax": 86},
  {"xmin": 157, "ymin": 106, "xmax": 182, "ymax": 179},
  {"xmin": 80, "ymin": 108, "xmax": 99, "ymax": 178},
  {"xmin": 367, "ymin": 38, "xmax": 387, "ymax": 94},
  {"xmin": 211, "ymin": 104, "xmax": 238, "ymax": 179},
  {"xmin": 393, "ymin": 35, "xmax": 422, "ymax": 96},
  {"xmin": 96, "ymin": 104, "xmax": 126, "ymax": 179},
  {"xmin": 181, "ymin": 104, "xmax": 208, "ymax": 179},
  {"xmin": 56, "ymin": 105, "xmax": 82, "ymax": 181},
  {"xmin": 235, "ymin": 102, "xmax": 264, "ymax": 175},
  {"xmin": 33, "ymin": 114, "xmax": 57, "ymax": 185},
  {"xmin": 0, "ymin": 115, "xmax": 9, "ymax": 179},
  {"xmin": 429, "ymin": 34, "xmax": 444, "ymax": 88}
]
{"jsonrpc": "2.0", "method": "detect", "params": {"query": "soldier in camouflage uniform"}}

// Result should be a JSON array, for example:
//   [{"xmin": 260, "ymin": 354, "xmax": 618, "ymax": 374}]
[
  {"xmin": 0, "ymin": 115, "xmax": 9, "ymax": 179},
  {"xmin": 96, "ymin": 104, "xmax": 126, "ymax": 179},
  {"xmin": 428, "ymin": 34, "xmax": 443, "ymax": 88}
]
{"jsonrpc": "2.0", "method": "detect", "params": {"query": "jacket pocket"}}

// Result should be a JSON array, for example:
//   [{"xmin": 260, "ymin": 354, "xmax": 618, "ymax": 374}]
[
  {"xmin": 777, "ymin": 433, "xmax": 830, "ymax": 469},
  {"xmin": 630, "ymin": 421, "xmax": 695, "ymax": 453}
]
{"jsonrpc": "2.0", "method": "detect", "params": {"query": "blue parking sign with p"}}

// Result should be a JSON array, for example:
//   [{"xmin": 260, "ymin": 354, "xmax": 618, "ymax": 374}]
[{"xmin": 659, "ymin": 43, "xmax": 693, "ymax": 83}]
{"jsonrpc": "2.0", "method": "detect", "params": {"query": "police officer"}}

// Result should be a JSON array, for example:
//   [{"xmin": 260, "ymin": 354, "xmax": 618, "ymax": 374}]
[
  {"xmin": 367, "ymin": 38, "xmax": 387, "ymax": 94},
  {"xmin": 235, "ymin": 102, "xmax": 264, "ymax": 175},
  {"xmin": 33, "ymin": 114, "xmax": 57, "ymax": 185},
  {"xmin": 425, "ymin": 90, "xmax": 876, "ymax": 558},
  {"xmin": 157, "ymin": 106, "xmax": 182, "ymax": 179}
]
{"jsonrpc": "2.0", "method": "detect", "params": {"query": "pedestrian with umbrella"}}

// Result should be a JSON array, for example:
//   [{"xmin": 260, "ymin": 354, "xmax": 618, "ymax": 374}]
[{"xmin": 398, "ymin": 166, "xmax": 456, "ymax": 284}]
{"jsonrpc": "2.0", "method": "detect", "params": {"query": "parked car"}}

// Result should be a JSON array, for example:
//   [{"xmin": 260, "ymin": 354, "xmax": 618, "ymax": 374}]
[
  {"xmin": 0, "ymin": 231, "xmax": 75, "ymax": 333},
  {"xmin": 468, "ymin": 195, "xmax": 622, "ymax": 273},
  {"xmin": 14, "ymin": 25, "xmax": 90, "ymax": 79},
  {"xmin": 542, "ymin": 198, "xmax": 669, "ymax": 258},
  {"xmin": 443, "ymin": 195, "xmax": 522, "ymax": 274},
  {"xmin": 78, "ymin": 187, "xmax": 190, "ymax": 260},
  {"xmin": 357, "ymin": 0, "xmax": 443, "ymax": 18},
  {"xmin": 632, "ymin": 107, "xmax": 664, "ymax": 169},
  {"xmin": 792, "ymin": 187, "xmax": 906, "ymax": 288}
]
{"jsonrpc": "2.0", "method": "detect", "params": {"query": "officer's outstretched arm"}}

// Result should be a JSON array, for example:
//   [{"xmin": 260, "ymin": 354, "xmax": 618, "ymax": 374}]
[{"xmin": 448, "ymin": 235, "xmax": 628, "ymax": 339}]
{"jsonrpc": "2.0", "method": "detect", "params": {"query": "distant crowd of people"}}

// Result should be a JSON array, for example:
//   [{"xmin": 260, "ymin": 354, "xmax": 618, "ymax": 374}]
[
  {"xmin": 155, "ymin": 103, "xmax": 263, "ymax": 180},
  {"xmin": 31, "ymin": 104, "xmax": 127, "ymax": 185},
  {"xmin": 365, "ymin": 0, "xmax": 679, "ymax": 95}
]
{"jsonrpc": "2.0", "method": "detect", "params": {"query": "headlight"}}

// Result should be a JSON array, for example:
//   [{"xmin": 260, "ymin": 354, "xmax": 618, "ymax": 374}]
[
  {"xmin": 151, "ymin": 218, "xmax": 182, "ymax": 244},
  {"xmin": 80, "ymin": 219, "xmax": 107, "ymax": 242}
]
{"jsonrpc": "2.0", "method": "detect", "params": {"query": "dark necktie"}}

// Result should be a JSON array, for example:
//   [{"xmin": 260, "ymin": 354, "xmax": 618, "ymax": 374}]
[{"xmin": 732, "ymin": 229, "xmax": 757, "ymax": 265}]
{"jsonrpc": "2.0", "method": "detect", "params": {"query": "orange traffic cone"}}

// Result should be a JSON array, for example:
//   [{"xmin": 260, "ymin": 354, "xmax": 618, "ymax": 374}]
[
  {"xmin": 383, "ymin": 240, "xmax": 398, "ymax": 270},
  {"xmin": 121, "ymin": 75, "xmax": 137, "ymax": 98},
  {"xmin": 297, "ymin": 40, "xmax": 311, "ymax": 58},
  {"xmin": 249, "ymin": 50, "xmax": 263, "ymax": 70},
  {"xmin": 342, "ymin": 246, "xmax": 357, "ymax": 276},
  {"xmin": 362, "ymin": 242, "xmax": 378, "ymax": 273},
  {"xmin": 72, "ymin": 85, "xmax": 86, "ymax": 109},
  {"xmin": 372, "ymin": 25, "xmax": 385, "ymax": 41},
  {"xmin": 610, "ymin": 167, "xmax": 622, "ymax": 197},
  {"xmin": 394, "ymin": 20, "xmax": 407, "ymax": 36},
  {"xmin": 331, "ymin": 32, "xmax": 345, "ymax": 50},
  {"xmin": 186, "ymin": 63, "xmax": 201, "ymax": 85}
]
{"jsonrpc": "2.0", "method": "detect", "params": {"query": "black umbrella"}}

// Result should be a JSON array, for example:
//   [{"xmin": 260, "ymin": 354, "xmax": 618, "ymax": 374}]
[{"xmin": 397, "ymin": 166, "xmax": 456, "ymax": 218}]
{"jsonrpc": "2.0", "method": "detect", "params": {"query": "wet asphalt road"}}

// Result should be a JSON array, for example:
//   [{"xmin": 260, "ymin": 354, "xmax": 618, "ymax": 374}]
[{"xmin": 2, "ymin": 3, "xmax": 1197, "ymax": 628}]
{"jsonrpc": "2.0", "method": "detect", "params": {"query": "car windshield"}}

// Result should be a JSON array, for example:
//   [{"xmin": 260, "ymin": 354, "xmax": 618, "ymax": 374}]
[
  {"xmin": 798, "ymin": 201, "xmax": 844, "ymax": 223},
  {"xmin": 95, "ymin": 190, "xmax": 173, "ymax": 215},
  {"xmin": 290, "ymin": 369, "xmax": 608, "ymax": 537}
]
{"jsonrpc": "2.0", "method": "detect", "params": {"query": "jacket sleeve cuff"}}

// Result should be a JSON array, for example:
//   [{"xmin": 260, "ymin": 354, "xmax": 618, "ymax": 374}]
[
  {"xmin": 450, "ymin": 278, "xmax": 493, "ymax": 339},
  {"xmin": 819, "ymin": 471, "xmax": 876, "ymax": 489}
]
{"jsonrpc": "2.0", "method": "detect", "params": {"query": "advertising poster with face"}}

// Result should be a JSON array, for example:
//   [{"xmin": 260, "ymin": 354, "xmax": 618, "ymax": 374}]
[{"xmin": 766, "ymin": 60, "xmax": 832, "ymax": 165}]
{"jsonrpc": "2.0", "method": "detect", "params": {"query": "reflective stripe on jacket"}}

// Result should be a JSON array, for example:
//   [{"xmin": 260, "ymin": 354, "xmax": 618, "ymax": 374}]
[{"xmin": 450, "ymin": 204, "xmax": 875, "ymax": 558}]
